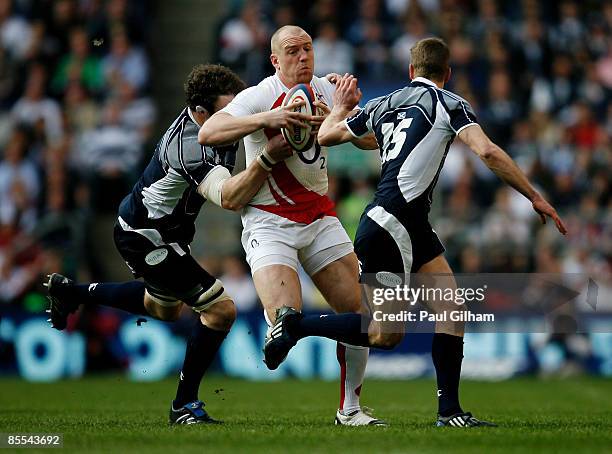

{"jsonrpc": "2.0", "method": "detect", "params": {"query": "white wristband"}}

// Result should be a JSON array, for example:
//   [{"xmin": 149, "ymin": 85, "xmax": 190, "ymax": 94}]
[
  {"xmin": 257, "ymin": 155, "xmax": 273, "ymax": 172},
  {"xmin": 261, "ymin": 147, "xmax": 277, "ymax": 165}
]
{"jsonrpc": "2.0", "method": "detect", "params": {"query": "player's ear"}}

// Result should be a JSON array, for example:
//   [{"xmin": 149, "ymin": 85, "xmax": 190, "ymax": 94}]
[
  {"xmin": 270, "ymin": 53, "xmax": 280, "ymax": 71},
  {"xmin": 409, "ymin": 64, "xmax": 415, "ymax": 80},
  {"xmin": 195, "ymin": 105, "xmax": 210, "ymax": 120},
  {"xmin": 445, "ymin": 67, "xmax": 452, "ymax": 84}
]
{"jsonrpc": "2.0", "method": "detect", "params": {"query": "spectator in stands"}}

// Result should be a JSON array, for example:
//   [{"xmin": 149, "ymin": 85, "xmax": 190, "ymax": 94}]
[
  {"xmin": 530, "ymin": 54, "xmax": 576, "ymax": 114},
  {"xmin": 0, "ymin": 0, "xmax": 32, "ymax": 61},
  {"xmin": 51, "ymin": 26, "xmax": 103, "ymax": 96},
  {"xmin": 481, "ymin": 69, "xmax": 521, "ymax": 146},
  {"xmin": 87, "ymin": 0, "xmax": 148, "ymax": 51},
  {"xmin": 347, "ymin": 0, "xmax": 393, "ymax": 46},
  {"xmin": 0, "ymin": 125, "xmax": 39, "ymax": 233},
  {"xmin": 63, "ymin": 81, "xmax": 99, "ymax": 134},
  {"xmin": 0, "ymin": 45, "xmax": 17, "ymax": 108},
  {"xmin": 71, "ymin": 99, "xmax": 142, "ymax": 212},
  {"xmin": 113, "ymin": 78, "xmax": 155, "ymax": 142},
  {"xmin": 391, "ymin": 15, "xmax": 429, "ymax": 72},
  {"xmin": 313, "ymin": 21, "xmax": 354, "ymax": 76},
  {"xmin": 217, "ymin": 1, "xmax": 268, "ymax": 84},
  {"xmin": 354, "ymin": 20, "xmax": 388, "ymax": 80},
  {"xmin": 102, "ymin": 25, "xmax": 149, "ymax": 95},
  {"xmin": 549, "ymin": 1, "xmax": 585, "ymax": 55},
  {"xmin": 11, "ymin": 62, "xmax": 63, "ymax": 143}
]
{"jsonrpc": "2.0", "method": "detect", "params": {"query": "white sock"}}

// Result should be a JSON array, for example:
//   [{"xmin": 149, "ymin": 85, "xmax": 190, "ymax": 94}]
[{"xmin": 336, "ymin": 342, "xmax": 369, "ymax": 413}]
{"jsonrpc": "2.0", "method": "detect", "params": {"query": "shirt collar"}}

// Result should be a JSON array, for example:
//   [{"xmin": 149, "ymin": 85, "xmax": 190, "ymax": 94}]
[
  {"xmin": 412, "ymin": 76, "xmax": 438, "ymax": 87},
  {"xmin": 187, "ymin": 107, "xmax": 200, "ymax": 126}
]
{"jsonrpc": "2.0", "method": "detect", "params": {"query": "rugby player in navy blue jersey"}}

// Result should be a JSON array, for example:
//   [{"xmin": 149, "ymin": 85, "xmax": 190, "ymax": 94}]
[
  {"xmin": 45, "ymin": 64, "xmax": 301, "ymax": 424},
  {"xmin": 264, "ymin": 38, "xmax": 567, "ymax": 427}
]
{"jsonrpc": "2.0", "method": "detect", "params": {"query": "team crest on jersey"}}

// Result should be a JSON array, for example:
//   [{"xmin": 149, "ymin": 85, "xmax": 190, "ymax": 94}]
[
  {"xmin": 145, "ymin": 248, "xmax": 168, "ymax": 266},
  {"xmin": 397, "ymin": 112, "xmax": 406, "ymax": 119}
]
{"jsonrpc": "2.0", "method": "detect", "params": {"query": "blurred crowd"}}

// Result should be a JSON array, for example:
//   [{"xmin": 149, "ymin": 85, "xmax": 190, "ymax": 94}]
[
  {"xmin": 1, "ymin": 0, "xmax": 610, "ymax": 318},
  {"xmin": 0, "ymin": 0, "xmax": 154, "ymax": 308},
  {"xmin": 216, "ymin": 0, "xmax": 611, "ymax": 308}
]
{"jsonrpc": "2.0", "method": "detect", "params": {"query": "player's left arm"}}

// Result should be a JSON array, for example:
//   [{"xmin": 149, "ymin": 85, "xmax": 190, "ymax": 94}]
[
  {"xmin": 197, "ymin": 135, "xmax": 292, "ymax": 211},
  {"xmin": 318, "ymin": 75, "xmax": 378, "ymax": 150},
  {"xmin": 459, "ymin": 124, "xmax": 567, "ymax": 235}
]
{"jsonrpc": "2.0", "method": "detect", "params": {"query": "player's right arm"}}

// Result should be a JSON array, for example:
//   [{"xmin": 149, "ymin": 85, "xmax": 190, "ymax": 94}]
[
  {"xmin": 314, "ymin": 99, "xmax": 378, "ymax": 150},
  {"xmin": 318, "ymin": 75, "xmax": 379, "ymax": 149},
  {"xmin": 458, "ymin": 124, "xmax": 567, "ymax": 235},
  {"xmin": 198, "ymin": 87, "xmax": 311, "ymax": 146}
]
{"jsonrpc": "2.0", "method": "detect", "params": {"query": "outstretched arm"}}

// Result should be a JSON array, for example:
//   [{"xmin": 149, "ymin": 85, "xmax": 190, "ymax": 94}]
[
  {"xmin": 198, "ymin": 102, "xmax": 311, "ymax": 146},
  {"xmin": 458, "ymin": 124, "xmax": 567, "ymax": 234},
  {"xmin": 313, "ymin": 100, "xmax": 377, "ymax": 150},
  {"xmin": 198, "ymin": 135, "xmax": 292, "ymax": 211}
]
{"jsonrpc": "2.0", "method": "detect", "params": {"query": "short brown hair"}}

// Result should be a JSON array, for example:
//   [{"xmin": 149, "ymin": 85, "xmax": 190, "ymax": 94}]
[
  {"xmin": 410, "ymin": 38, "xmax": 450, "ymax": 81},
  {"xmin": 184, "ymin": 64, "xmax": 246, "ymax": 113}
]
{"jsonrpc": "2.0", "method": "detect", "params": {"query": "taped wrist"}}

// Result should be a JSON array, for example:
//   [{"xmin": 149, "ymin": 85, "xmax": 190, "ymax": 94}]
[{"xmin": 197, "ymin": 165, "xmax": 231, "ymax": 206}]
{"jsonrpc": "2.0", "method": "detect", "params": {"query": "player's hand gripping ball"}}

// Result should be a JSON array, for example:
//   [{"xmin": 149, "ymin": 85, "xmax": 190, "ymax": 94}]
[{"xmin": 281, "ymin": 84, "xmax": 316, "ymax": 152}]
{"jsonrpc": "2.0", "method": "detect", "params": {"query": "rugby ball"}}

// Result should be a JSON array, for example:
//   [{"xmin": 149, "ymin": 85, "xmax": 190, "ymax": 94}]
[{"xmin": 281, "ymin": 83, "xmax": 315, "ymax": 152}]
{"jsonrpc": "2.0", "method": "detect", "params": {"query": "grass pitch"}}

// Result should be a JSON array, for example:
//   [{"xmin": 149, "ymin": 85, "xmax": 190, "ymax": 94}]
[{"xmin": 1, "ymin": 376, "xmax": 611, "ymax": 453}]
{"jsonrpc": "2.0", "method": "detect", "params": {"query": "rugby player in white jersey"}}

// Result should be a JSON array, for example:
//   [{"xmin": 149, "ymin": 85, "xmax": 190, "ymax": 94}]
[{"xmin": 199, "ymin": 26, "xmax": 384, "ymax": 426}]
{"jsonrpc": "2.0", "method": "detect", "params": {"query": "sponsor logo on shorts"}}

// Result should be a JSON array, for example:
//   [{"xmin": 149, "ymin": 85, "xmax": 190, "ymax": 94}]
[
  {"xmin": 251, "ymin": 238, "xmax": 259, "ymax": 248},
  {"xmin": 375, "ymin": 271, "xmax": 402, "ymax": 288},
  {"xmin": 145, "ymin": 248, "xmax": 168, "ymax": 266}
]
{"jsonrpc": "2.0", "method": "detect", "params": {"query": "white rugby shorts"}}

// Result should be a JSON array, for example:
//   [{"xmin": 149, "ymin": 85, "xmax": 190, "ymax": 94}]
[{"xmin": 241, "ymin": 206, "xmax": 353, "ymax": 276}]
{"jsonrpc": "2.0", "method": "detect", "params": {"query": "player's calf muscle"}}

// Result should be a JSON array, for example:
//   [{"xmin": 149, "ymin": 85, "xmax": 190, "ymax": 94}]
[
  {"xmin": 253, "ymin": 265, "xmax": 302, "ymax": 322},
  {"xmin": 312, "ymin": 254, "xmax": 361, "ymax": 314},
  {"xmin": 368, "ymin": 331, "xmax": 403, "ymax": 350}
]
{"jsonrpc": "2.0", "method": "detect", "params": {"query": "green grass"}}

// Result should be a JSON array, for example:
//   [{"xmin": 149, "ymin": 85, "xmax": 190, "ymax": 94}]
[{"xmin": 1, "ymin": 376, "xmax": 611, "ymax": 453}]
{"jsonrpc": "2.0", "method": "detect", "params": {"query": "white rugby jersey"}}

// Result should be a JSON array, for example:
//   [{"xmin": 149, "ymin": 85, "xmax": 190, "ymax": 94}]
[{"xmin": 221, "ymin": 74, "xmax": 336, "ymax": 224}]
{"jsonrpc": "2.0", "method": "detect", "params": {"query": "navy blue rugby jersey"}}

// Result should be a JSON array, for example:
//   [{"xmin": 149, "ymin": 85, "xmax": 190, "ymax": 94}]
[
  {"xmin": 118, "ymin": 108, "xmax": 237, "ymax": 245},
  {"xmin": 345, "ymin": 77, "xmax": 478, "ymax": 214}
]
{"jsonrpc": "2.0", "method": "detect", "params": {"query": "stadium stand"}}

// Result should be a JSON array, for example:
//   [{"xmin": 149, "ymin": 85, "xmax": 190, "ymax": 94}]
[{"xmin": 0, "ymin": 0, "xmax": 609, "ymax": 373}]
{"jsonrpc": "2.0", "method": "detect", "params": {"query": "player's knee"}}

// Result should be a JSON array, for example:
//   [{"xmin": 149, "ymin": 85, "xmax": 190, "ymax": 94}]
[
  {"xmin": 200, "ymin": 299, "xmax": 236, "ymax": 331},
  {"xmin": 368, "ymin": 332, "xmax": 403, "ymax": 350}
]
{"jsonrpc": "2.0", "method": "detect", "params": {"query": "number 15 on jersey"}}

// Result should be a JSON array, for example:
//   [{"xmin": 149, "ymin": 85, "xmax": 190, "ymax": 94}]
[{"xmin": 380, "ymin": 118, "xmax": 413, "ymax": 163}]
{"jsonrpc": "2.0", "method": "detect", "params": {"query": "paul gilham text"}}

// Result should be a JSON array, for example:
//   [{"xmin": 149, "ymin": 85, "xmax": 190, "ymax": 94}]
[{"xmin": 373, "ymin": 310, "xmax": 495, "ymax": 323}]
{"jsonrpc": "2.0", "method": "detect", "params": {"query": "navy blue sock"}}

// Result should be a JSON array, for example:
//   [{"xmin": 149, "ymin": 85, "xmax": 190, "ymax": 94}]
[
  {"xmin": 174, "ymin": 320, "xmax": 228, "ymax": 408},
  {"xmin": 292, "ymin": 313, "xmax": 370, "ymax": 347},
  {"xmin": 432, "ymin": 333, "xmax": 464, "ymax": 417},
  {"xmin": 72, "ymin": 281, "xmax": 148, "ymax": 316}
]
